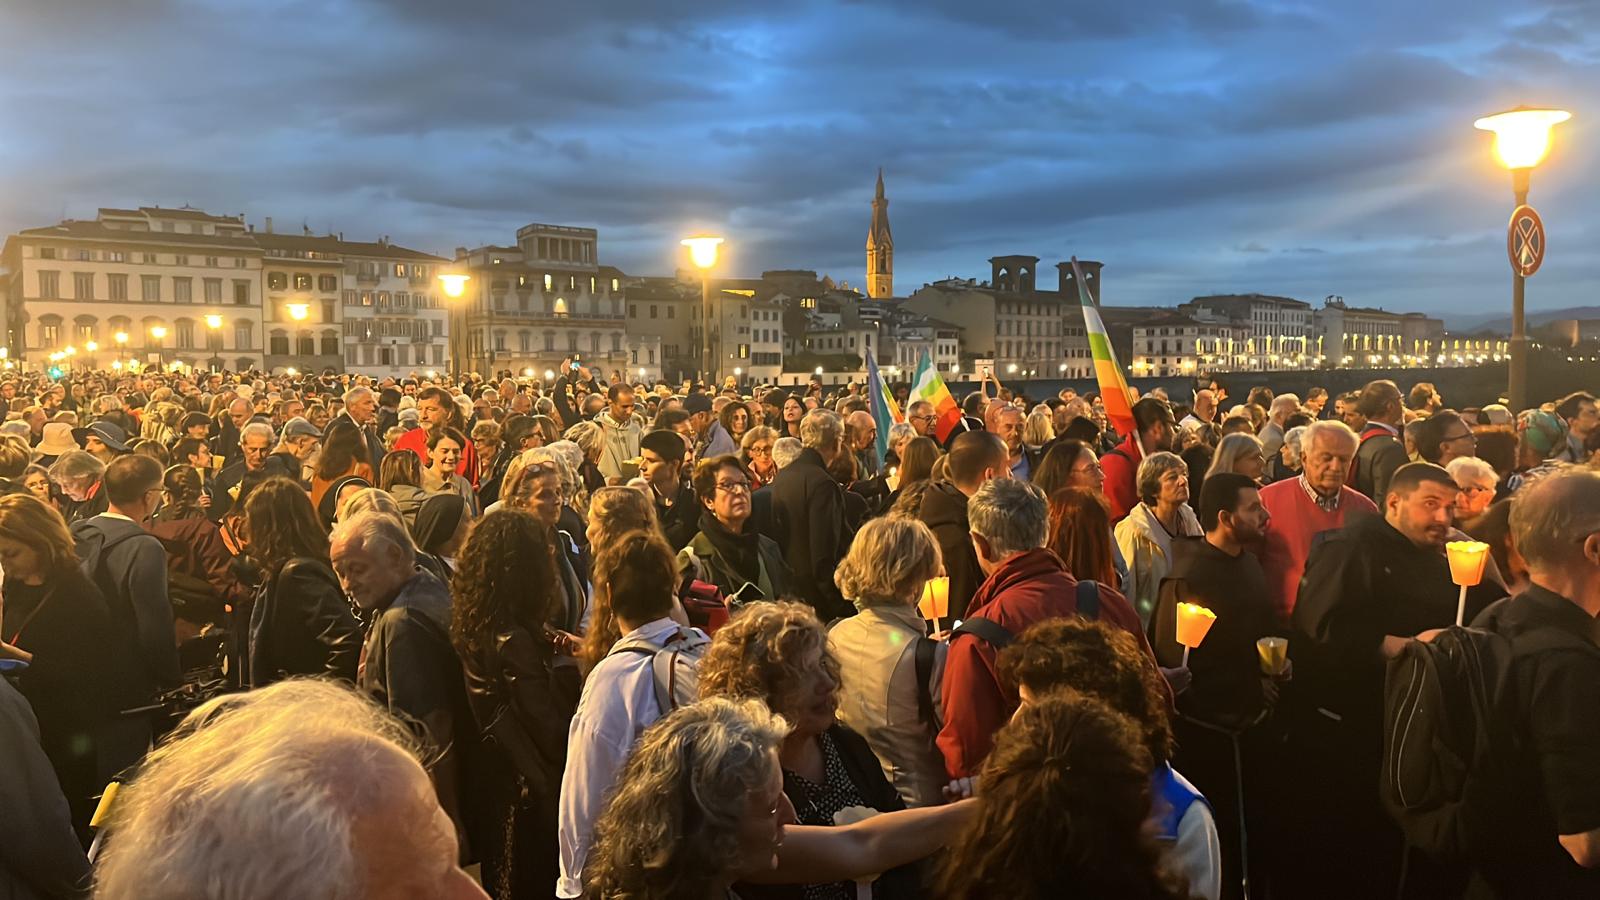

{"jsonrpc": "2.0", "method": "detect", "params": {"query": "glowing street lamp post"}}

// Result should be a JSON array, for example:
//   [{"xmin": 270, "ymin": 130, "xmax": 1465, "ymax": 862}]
[
  {"xmin": 205, "ymin": 314, "xmax": 224, "ymax": 372},
  {"xmin": 1474, "ymin": 106, "xmax": 1571, "ymax": 412},
  {"xmin": 438, "ymin": 272, "xmax": 471, "ymax": 381},
  {"xmin": 149, "ymin": 326, "xmax": 168, "ymax": 367},
  {"xmin": 682, "ymin": 236, "xmax": 724, "ymax": 386}
]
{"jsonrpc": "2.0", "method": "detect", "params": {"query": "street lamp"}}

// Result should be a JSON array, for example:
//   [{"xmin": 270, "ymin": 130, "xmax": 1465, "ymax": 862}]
[
  {"xmin": 681, "ymin": 235, "xmax": 724, "ymax": 386},
  {"xmin": 149, "ymin": 326, "xmax": 168, "ymax": 367},
  {"xmin": 1474, "ymin": 105, "xmax": 1572, "ymax": 411},
  {"xmin": 205, "ymin": 314, "xmax": 224, "ymax": 372},
  {"xmin": 437, "ymin": 271, "xmax": 472, "ymax": 381},
  {"xmin": 114, "ymin": 330, "xmax": 128, "ymax": 369},
  {"xmin": 287, "ymin": 303, "xmax": 310, "ymax": 321}
]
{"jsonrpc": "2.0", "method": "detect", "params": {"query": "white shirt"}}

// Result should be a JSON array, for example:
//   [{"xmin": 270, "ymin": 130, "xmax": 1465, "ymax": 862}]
[{"xmin": 555, "ymin": 617, "xmax": 703, "ymax": 898}]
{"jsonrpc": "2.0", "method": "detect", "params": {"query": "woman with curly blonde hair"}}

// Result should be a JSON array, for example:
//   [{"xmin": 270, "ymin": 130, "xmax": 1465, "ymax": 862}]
[
  {"xmin": 586, "ymin": 697, "xmax": 976, "ymax": 900},
  {"xmin": 826, "ymin": 516, "xmax": 947, "ymax": 807},
  {"xmin": 698, "ymin": 601, "xmax": 922, "ymax": 899},
  {"xmin": 937, "ymin": 691, "xmax": 1193, "ymax": 900}
]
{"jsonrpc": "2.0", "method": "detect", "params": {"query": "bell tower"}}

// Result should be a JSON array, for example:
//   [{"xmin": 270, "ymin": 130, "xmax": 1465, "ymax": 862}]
[{"xmin": 866, "ymin": 168, "xmax": 893, "ymax": 299}]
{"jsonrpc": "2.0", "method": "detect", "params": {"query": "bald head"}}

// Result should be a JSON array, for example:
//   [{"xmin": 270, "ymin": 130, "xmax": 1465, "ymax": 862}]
[{"xmin": 845, "ymin": 410, "xmax": 878, "ymax": 452}]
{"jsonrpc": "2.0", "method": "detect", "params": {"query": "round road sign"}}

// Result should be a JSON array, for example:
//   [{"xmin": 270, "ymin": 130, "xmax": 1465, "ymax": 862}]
[{"xmin": 1508, "ymin": 204, "xmax": 1545, "ymax": 277}]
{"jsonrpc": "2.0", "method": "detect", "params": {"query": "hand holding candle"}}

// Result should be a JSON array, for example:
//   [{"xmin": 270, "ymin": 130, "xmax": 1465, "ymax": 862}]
[
  {"xmin": 919, "ymin": 576, "xmax": 951, "ymax": 632},
  {"xmin": 1175, "ymin": 602, "xmax": 1217, "ymax": 667},
  {"xmin": 1446, "ymin": 541, "xmax": 1490, "ymax": 626}
]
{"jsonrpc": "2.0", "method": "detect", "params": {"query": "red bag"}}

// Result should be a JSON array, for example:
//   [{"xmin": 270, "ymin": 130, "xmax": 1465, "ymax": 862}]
[{"xmin": 679, "ymin": 577, "xmax": 729, "ymax": 634}]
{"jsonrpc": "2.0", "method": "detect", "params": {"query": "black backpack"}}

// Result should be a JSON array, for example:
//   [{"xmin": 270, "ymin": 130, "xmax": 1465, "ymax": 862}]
[{"xmin": 1380, "ymin": 625, "xmax": 1570, "ymax": 859}]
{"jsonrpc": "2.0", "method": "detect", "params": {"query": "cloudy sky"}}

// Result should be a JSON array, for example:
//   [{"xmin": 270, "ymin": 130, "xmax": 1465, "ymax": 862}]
[{"xmin": 2, "ymin": 0, "xmax": 1596, "ymax": 322}]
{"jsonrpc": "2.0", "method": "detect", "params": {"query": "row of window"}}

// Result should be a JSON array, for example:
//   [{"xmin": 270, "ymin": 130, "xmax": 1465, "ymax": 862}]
[
  {"xmin": 630, "ymin": 304, "xmax": 678, "ymax": 320},
  {"xmin": 487, "ymin": 330, "xmax": 626, "ymax": 354},
  {"xmin": 487, "ymin": 295, "xmax": 621, "ymax": 318},
  {"xmin": 35, "ymin": 315, "xmax": 255, "ymax": 351},
  {"xmin": 345, "ymin": 343, "xmax": 445, "ymax": 368},
  {"xmin": 343, "ymin": 318, "xmax": 443, "ymax": 339},
  {"xmin": 341, "ymin": 290, "xmax": 439, "ymax": 310},
  {"xmin": 267, "ymin": 272, "xmax": 340, "ymax": 293},
  {"xmin": 493, "ymin": 273, "xmax": 618, "ymax": 294},
  {"xmin": 35, "ymin": 271, "xmax": 251, "ymax": 305},
  {"xmin": 36, "ymin": 247, "xmax": 247, "ymax": 268},
  {"xmin": 267, "ymin": 333, "xmax": 341, "ymax": 357}
]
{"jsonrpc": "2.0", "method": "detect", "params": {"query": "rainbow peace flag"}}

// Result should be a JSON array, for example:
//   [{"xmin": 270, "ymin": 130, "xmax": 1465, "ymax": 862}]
[
  {"xmin": 910, "ymin": 350, "xmax": 963, "ymax": 443},
  {"xmin": 865, "ymin": 354, "xmax": 902, "ymax": 463},
  {"xmin": 1070, "ymin": 257, "xmax": 1137, "ymax": 439}
]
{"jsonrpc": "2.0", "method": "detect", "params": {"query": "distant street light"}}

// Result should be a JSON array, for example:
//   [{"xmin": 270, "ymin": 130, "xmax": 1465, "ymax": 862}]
[
  {"xmin": 1474, "ymin": 105, "xmax": 1572, "ymax": 411},
  {"xmin": 205, "ymin": 315, "xmax": 224, "ymax": 372},
  {"xmin": 682, "ymin": 236, "xmax": 724, "ymax": 386},
  {"xmin": 437, "ymin": 271, "xmax": 471, "ymax": 379},
  {"xmin": 437, "ymin": 272, "xmax": 471, "ymax": 298},
  {"xmin": 149, "ymin": 326, "xmax": 168, "ymax": 366},
  {"xmin": 287, "ymin": 303, "xmax": 310, "ymax": 321}
]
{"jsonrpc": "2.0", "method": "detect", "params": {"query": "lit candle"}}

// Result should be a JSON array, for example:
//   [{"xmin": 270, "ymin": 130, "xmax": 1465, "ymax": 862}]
[
  {"xmin": 1175, "ymin": 602, "xmax": 1217, "ymax": 667},
  {"xmin": 1446, "ymin": 540, "xmax": 1490, "ymax": 626},
  {"xmin": 918, "ymin": 576, "xmax": 950, "ymax": 631}
]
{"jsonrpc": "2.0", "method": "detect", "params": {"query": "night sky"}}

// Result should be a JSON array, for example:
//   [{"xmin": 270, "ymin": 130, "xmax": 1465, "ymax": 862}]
[{"xmin": 2, "ymin": 0, "xmax": 1595, "ymax": 323}]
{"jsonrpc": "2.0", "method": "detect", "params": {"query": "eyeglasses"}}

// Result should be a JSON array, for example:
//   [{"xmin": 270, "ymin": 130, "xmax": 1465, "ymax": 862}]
[
  {"xmin": 1444, "ymin": 432, "xmax": 1477, "ymax": 444},
  {"xmin": 715, "ymin": 480, "xmax": 751, "ymax": 494},
  {"xmin": 748, "ymin": 445, "xmax": 772, "ymax": 457}
]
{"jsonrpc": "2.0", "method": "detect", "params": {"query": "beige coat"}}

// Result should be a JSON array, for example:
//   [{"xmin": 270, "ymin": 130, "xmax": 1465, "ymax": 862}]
[{"xmin": 826, "ymin": 603, "xmax": 948, "ymax": 808}]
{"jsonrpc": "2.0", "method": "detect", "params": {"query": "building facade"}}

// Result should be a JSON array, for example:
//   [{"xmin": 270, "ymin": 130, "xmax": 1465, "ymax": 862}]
[
  {"xmin": 901, "ymin": 255, "xmax": 1094, "ymax": 378},
  {"xmin": 256, "ymin": 230, "xmax": 448, "ymax": 377},
  {"xmin": 450, "ymin": 224, "xmax": 627, "ymax": 380},
  {"xmin": 1132, "ymin": 314, "xmax": 1250, "ymax": 377},
  {"xmin": 1, "ymin": 207, "xmax": 266, "ymax": 371}
]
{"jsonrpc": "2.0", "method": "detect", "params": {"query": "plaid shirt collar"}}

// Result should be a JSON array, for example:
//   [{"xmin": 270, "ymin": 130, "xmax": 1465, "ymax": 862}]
[{"xmin": 1299, "ymin": 474, "xmax": 1342, "ymax": 513}]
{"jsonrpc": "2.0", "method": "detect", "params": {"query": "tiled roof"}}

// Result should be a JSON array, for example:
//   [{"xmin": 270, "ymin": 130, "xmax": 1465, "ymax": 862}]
[
  {"xmin": 254, "ymin": 233, "xmax": 445, "ymax": 262},
  {"xmin": 17, "ymin": 220, "xmax": 260, "ymax": 248}
]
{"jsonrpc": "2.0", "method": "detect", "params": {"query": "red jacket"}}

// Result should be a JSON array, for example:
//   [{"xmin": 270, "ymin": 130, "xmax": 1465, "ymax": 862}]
[
  {"xmin": 936, "ymin": 548, "xmax": 1151, "ymax": 778},
  {"xmin": 1101, "ymin": 433, "xmax": 1143, "ymax": 524}
]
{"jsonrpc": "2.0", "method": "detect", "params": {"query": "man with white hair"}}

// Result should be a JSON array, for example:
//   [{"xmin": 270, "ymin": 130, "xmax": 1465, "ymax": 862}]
[
  {"xmin": 93, "ymin": 680, "xmax": 489, "ymax": 900},
  {"xmin": 937, "ymin": 478, "xmax": 1148, "ymax": 778},
  {"xmin": 1256, "ymin": 420, "xmax": 1378, "ymax": 622},
  {"xmin": 330, "ymin": 511, "xmax": 469, "ymax": 840},
  {"xmin": 210, "ymin": 421, "xmax": 275, "ymax": 522},
  {"xmin": 1258, "ymin": 393, "xmax": 1300, "ymax": 460}
]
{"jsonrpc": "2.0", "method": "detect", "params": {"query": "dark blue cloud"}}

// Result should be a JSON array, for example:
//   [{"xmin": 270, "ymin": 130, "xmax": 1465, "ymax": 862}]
[{"xmin": 0, "ymin": 0, "xmax": 1596, "ymax": 321}]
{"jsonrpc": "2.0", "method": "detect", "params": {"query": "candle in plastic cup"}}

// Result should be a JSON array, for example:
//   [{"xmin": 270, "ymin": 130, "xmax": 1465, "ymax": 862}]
[
  {"xmin": 1446, "ymin": 541, "xmax": 1490, "ymax": 587},
  {"xmin": 918, "ymin": 576, "xmax": 950, "ymax": 622},
  {"xmin": 1257, "ymin": 636, "xmax": 1288, "ymax": 676},
  {"xmin": 1175, "ymin": 602, "xmax": 1217, "ymax": 648}
]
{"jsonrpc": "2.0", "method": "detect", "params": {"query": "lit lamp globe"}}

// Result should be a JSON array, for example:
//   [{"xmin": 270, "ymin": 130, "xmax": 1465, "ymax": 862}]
[
  {"xmin": 149, "ymin": 326, "xmax": 168, "ymax": 340},
  {"xmin": 114, "ymin": 331, "xmax": 129, "ymax": 345},
  {"xmin": 287, "ymin": 304, "xmax": 310, "ymax": 321},
  {"xmin": 205, "ymin": 314, "xmax": 223, "ymax": 329},
  {"xmin": 438, "ymin": 272, "xmax": 471, "ymax": 298},
  {"xmin": 85, "ymin": 341, "xmax": 97, "ymax": 352},
  {"xmin": 681, "ymin": 236, "xmax": 724, "ymax": 270},
  {"xmin": 1473, "ymin": 107, "xmax": 1572, "ymax": 170}
]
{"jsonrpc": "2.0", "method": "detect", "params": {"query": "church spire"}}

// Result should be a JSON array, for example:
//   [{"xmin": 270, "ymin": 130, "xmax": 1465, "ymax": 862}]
[{"xmin": 866, "ymin": 168, "xmax": 894, "ymax": 299}]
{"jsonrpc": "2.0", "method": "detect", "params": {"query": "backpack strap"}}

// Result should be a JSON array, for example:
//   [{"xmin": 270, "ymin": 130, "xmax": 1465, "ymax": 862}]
[
  {"xmin": 913, "ymin": 636, "xmax": 936, "ymax": 725},
  {"xmin": 952, "ymin": 615, "xmax": 1014, "ymax": 650},
  {"xmin": 1075, "ymin": 579, "xmax": 1100, "ymax": 619},
  {"xmin": 609, "ymin": 627, "xmax": 710, "ymax": 713}
]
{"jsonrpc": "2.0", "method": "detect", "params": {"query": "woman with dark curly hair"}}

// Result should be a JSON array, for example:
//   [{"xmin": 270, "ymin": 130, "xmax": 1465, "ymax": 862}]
[
  {"xmin": 450, "ymin": 509, "xmax": 579, "ymax": 900},
  {"xmin": 241, "ymin": 477, "xmax": 362, "ymax": 687},
  {"xmin": 697, "ymin": 601, "xmax": 922, "ymax": 900},
  {"xmin": 938, "ymin": 691, "xmax": 1194, "ymax": 900},
  {"xmin": 997, "ymin": 618, "xmax": 1218, "ymax": 900}
]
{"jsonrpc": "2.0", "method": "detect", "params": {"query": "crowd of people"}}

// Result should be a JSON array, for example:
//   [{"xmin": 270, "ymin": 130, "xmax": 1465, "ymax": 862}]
[{"xmin": 1, "ymin": 360, "xmax": 1597, "ymax": 899}]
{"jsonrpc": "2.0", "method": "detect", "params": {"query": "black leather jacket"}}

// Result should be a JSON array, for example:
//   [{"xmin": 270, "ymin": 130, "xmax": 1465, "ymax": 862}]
[
  {"xmin": 246, "ymin": 557, "xmax": 363, "ymax": 688},
  {"xmin": 459, "ymin": 623, "xmax": 579, "ymax": 802}
]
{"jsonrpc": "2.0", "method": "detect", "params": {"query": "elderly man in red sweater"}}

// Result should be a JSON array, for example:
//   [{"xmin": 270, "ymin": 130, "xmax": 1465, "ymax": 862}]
[
  {"xmin": 1257, "ymin": 419, "xmax": 1377, "ymax": 622},
  {"xmin": 1101, "ymin": 396, "xmax": 1179, "ymax": 524},
  {"xmin": 937, "ymin": 477, "xmax": 1151, "ymax": 778}
]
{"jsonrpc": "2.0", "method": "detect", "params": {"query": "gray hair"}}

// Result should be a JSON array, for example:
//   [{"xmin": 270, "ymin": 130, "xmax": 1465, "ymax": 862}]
[
  {"xmin": 507, "ymin": 446, "xmax": 578, "ymax": 504},
  {"xmin": 967, "ymin": 478, "xmax": 1049, "ymax": 557},
  {"xmin": 562, "ymin": 420, "xmax": 603, "ymax": 457},
  {"xmin": 342, "ymin": 385, "xmax": 374, "ymax": 407},
  {"xmin": 1137, "ymin": 451, "xmax": 1189, "ymax": 505},
  {"xmin": 1511, "ymin": 468, "xmax": 1600, "ymax": 570},
  {"xmin": 587, "ymin": 698, "xmax": 790, "ymax": 897},
  {"xmin": 331, "ymin": 509, "xmax": 416, "ymax": 563},
  {"xmin": 1300, "ymin": 419, "xmax": 1358, "ymax": 455},
  {"xmin": 338, "ymin": 487, "xmax": 403, "ymax": 523},
  {"xmin": 1446, "ymin": 456, "xmax": 1498, "ymax": 490},
  {"xmin": 886, "ymin": 422, "xmax": 915, "ymax": 454},
  {"xmin": 239, "ymin": 422, "xmax": 274, "ymax": 445},
  {"xmin": 771, "ymin": 437, "xmax": 803, "ymax": 470},
  {"xmin": 1281, "ymin": 426, "xmax": 1308, "ymax": 469},
  {"xmin": 48, "ymin": 449, "xmax": 104, "ymax": 484},
  {"xmin": 94, "ymin": 680, "xmax": 425, "ymax": 900},
  {"xmin": 534, "ymin": 396, "xmax": 556, "ymax": 417},
  {"xmin": 798, "ymin": 409, "xmax": 843, "ymax": 451}
]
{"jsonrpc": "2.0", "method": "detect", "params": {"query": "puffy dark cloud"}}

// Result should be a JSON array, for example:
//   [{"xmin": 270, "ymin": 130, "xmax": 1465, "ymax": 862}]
[{"xmin": 0, "ymin": 0, "xmax": 1596, "ymax": 320}]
